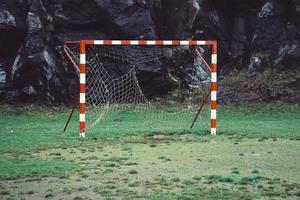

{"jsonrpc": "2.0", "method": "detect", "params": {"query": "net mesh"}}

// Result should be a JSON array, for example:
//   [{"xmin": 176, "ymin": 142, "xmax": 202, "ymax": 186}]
[{"xmin": 65, "ymin": 44, "xmax": 212, "ymax": 135}]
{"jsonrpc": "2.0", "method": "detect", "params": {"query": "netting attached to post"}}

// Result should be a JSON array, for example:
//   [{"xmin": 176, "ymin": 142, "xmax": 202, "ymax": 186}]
[{"xmin": 64, "ymin": 40, "xmax": 217, "ymax": 137}]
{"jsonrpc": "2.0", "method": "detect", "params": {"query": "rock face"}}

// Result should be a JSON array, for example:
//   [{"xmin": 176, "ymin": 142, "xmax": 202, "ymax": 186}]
[
  {"xmin": 250, "ymin": 0, "xmax": 300, "ymax": 71},
  {"xmin": 0, "ymin": 0, "xmax": 299, "ymax": 103}
]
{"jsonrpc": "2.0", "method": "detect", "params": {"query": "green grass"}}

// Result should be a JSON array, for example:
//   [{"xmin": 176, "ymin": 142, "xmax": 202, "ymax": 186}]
[
  {"xmin": 0, "ymin": 160, "xmax": 79, "ymax": 180},
  {"xmin": 0, "ymin": 103, "xmax": 299, "ymax": 152},
  {"xmin": 0, "ymin": 103, "xmax": 299, "ymax": 199}
]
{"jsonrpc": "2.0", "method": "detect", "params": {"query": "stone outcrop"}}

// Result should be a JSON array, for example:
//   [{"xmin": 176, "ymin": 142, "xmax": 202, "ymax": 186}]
[{"xmin": 0, "ymin": 0, "xmax": 299, "ymax": 103}]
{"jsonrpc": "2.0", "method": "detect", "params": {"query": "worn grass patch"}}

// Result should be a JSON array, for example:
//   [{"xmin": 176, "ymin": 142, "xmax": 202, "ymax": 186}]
[{"xmin": 149, "ymin": 186, "xmax": 247, "ymax": 200}]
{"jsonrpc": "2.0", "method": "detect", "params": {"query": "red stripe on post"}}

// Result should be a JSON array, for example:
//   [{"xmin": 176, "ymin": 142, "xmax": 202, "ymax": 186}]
[
  {"xmin": 211, "ymin": 101, "xmax": 217, "ymax": 109},
  {"xmin": 79, "ymin": 84, "xmax": 86, "ymax": 93},
  {"xmin": 104, "ymin": 40, "xmax": 112, "ymax": 45},
  {"xmin": 156, "ymin": 40, "xmax": 164, "ymax": 45},
  {"xmin": 205, "ymin": 40, "xmax": 215, "ymax": 45},
  {"xmin": 80, "ymin": 122, "xmax": 85, "ymax": 130},
  {"xmin": 139, "ymin": 40, "xmax": 147, "ymax": 45},
  {"xmin": 189, "ymin": 40, "xmax": 197, "ymax": 45},
  {"xmin": 212, "ymin": 43, "xmax": 217, "ymax": 54},
  {"xmin": 211, "ymin": 64, "xmax": 217, "ymax": 72},
  {"xmin": 79, "ymin": 103, "xmax": 85, "ymax": 113},
  {"xmin": 121, "ymin": 40, "xmax": 131, "ymax": 45},
  {"xmin": 84, "ymin": 40, "xmax": 94, "ymax": 45},
  {"xmin": 211, "ymin": 82, "xmax": 217, "ymax": 91},
  {"xmin": 211, "ymin": 119, "xmax": 216, "ymax": 128},
  {"xmin": 80, "ymin": 42, "xmax": 86, "ymax": 54},
  {"xmin": 172, "ymin": 40, "xmax": 180, "ymax": 45},
  {"xmin": 79, "ymin": 64, "xmax": 86, "ymax": 73}
]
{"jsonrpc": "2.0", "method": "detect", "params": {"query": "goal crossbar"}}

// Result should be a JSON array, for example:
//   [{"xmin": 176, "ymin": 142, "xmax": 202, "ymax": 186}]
[{"xmin": 65, "ymin": 40, "xmax": 217, "ymax": 138}]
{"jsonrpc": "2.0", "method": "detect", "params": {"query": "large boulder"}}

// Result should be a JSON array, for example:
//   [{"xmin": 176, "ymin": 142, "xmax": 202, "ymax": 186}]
[
  {"xmin": 7, "ymin": 0, "xmax": 65, "ymax": 103},
  {"xmin": 43, "ymin": 0, "xmax": 156, "ymax": 39},
  {"xmin": 249, "ymin": 0, "xmax": 300, "ymax": 73},
  {"xmin": 149, "ymin": 0, "xmax": 199, "ymax": 39},
  {"xmin": 0, "ymin": 0, "xmax": 26, "ymax": 96},
  {"xmin": 251, "ymin": 0, "xmax": 290, "ymax": 52}
]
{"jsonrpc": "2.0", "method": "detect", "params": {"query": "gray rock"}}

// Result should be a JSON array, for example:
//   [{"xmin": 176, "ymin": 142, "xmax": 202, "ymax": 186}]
[
  {"xmin": 11, "ymin": 50, "xmax": 22, "ymax": 80},
  {"xmin": 22, "ymin": 85, "xmax": 37, "ymax": 96},
  {"xmin": 0, "ymin": 63, "xmax": 6, "ymax": 87},
  {"xmin": 0, "ymin": 10, "xmax": 16, "ymax": 27},
  {"xmin": 0, "ymin": 0, "xmax": 26, "ymax": 29},
  {"xmin": 27, "ymin": 12, "xmax": 42, "ymax": 33},
  {"xmin": 248, "ymin": 56, "xmax": 263, "ymax": 76},
  {"xmin": 274, "ymin": 43, "xmax": 300, "ymax": 69},
  {"xmin": 258, "ymin": 2, "xmax": 274, "ymax": 18}
]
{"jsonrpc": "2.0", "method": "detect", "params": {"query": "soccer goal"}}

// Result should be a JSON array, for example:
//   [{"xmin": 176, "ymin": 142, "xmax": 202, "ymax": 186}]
[{"xmin": 64, "ymin": 40, "xmax": 217, "ymax": 138}]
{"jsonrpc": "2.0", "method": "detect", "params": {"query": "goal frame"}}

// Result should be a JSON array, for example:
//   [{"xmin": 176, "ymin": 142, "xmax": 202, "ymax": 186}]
[{"xmin": 65, "ymin": 40, "xmax": 217, "ymax": 138}]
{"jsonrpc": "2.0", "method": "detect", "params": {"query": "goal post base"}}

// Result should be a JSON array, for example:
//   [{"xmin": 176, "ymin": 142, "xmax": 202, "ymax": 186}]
[
  {"xmin": 80, "ymin": 132, "xmax": 85, "ymax": 138},
  {"xmin": 211, "ymin": 128, "xmax": 217, "ymax": 136}
]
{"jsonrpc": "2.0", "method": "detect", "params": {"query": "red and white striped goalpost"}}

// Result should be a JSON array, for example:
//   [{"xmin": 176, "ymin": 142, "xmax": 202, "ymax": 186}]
[{"xmin": 78, "ymin": 40, "xmax": 217, "ymax": 138}]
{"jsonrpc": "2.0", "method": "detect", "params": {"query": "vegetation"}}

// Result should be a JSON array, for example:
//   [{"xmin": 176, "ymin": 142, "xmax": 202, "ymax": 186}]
[
  {"xmin": 0, "ymin": 103, "xmax": 299, "ymax": 199},
  {"xmin": 220, "ymin": 67, "xmax": 300, "ymax": 102}
]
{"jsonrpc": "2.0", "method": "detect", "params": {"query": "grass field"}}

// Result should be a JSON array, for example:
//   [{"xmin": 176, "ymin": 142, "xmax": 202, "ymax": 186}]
[{"xmin": 0, "ymin": 103, "xmax": 300, "ymax": 199}]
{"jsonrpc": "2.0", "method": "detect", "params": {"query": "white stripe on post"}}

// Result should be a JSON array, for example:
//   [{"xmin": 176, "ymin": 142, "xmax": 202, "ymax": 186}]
[
  {"xmin": 94, "ymin": 40, "xmax": 104, "ymax": 45},
  {"xmin": 80, "ymin": 93, "xmax": 85, "ymax": 104},
  {"xmin": 212, "ymin": 54, "xmax": 217, "ymax": 64},
  {"xmin": 146, "ymin": 40, "xmax": 156, "ymax": 45},
  {"xmin": 163, "ymin": 41, "xmax": 172, "ymax": 45},
  {"xmin": 197, "ymin": 41, "xmax": 206, "ymax": 45},
  {"xmin": 80, "ymin": 73, "xmax": 86, "ymax": 84},
  {"xmin": 180, "ymin": 41, "xmax": 189, "ymax": 45},
  {"xmin": 112, "ymin": 40, "xmax": 121, "ymax": 45},
  {"xmin": 80, "ymin": 114, "xmax": 85, "ymax": 122},
  {"xmin": 130, "ymin": 40, "xmax": 139, "ymax": 45},
  {"xmin": 211, "ymin": 91, "xmax": 217, "ymax": 101},
  {"xmin": 211, "ymin": 72, "xmax": 217, "ymax": 83},
  {"xmin": 211, "ymin": 109, "xmax": 217, "ymax": 120},
  {"xmin": 80, "ymin": 54, "xmax": 86, "ymax": 64}
]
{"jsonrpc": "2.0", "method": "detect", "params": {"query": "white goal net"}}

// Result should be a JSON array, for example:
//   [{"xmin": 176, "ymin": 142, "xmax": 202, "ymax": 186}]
[{"xmin": 64, "ymin": 40, "xmax": 216, "ymax": 137}]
